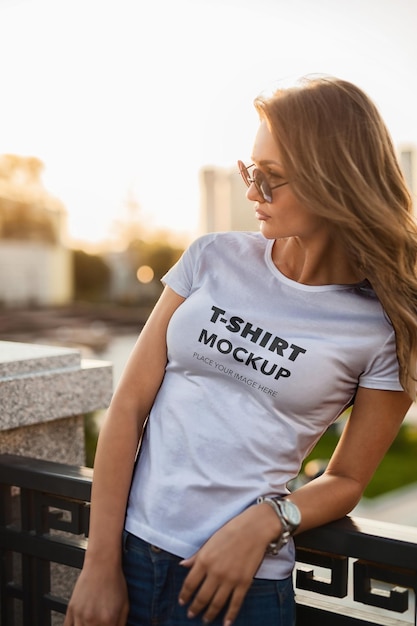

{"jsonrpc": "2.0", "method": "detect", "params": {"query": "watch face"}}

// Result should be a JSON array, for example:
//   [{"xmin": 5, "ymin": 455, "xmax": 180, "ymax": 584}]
[{"xmin": 280, "ymin": 499, "xmax": 301, "ymax": 527}]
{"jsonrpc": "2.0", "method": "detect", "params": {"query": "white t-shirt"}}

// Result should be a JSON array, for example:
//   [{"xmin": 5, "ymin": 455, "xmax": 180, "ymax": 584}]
[{"xmin": 125, "ymin": 231, "xmax": 402, "ymax": 579}]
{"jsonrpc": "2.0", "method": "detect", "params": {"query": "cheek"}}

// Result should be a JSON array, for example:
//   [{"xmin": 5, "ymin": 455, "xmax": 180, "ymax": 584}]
[
  {"xmin": 274, "ymin": 197, "xmax": 309, "ymax": 223},
  {"xmin": 265, "ymin": 200, "xmax": 322, "ymax": 238},
  {"xmin": 287, "ymin": 193, "xmax": 310, "ymax": 214},
  {"xmin": 284, "ymin": 197, "xmax": 318, "ymax": 226}
]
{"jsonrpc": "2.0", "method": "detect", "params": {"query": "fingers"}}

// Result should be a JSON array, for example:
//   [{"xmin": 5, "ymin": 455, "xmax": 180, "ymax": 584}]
[
  {"xmin": 178, "ymin": 507, "xmax": 269, "ymax": 623},
  {"xmin": 193, "ymin": 581, "xmax": 249, "ymax": 625},
  {"xmin": 187, "ymin": 585, "xmax": 232, "ymax": 622},
  {"xmin": 178, "ymin": 561, "xmax": 205, "ymax": 608},
  {"xmin": 179, "ymin": 555, "xmax": 195, "ymax": 568},
  {"xmin": 221, "ymin": 586, "xmax": 249, "ymax": 626},
  {"xmin": 179, "ymin": 563, "xmax": 251, "ymax": 624}
]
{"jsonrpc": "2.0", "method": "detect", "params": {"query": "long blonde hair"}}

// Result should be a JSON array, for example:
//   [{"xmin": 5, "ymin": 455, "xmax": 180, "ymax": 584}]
[{"xmin": 255, "ymin": 75, "xmax": 417, "ymax": 399}]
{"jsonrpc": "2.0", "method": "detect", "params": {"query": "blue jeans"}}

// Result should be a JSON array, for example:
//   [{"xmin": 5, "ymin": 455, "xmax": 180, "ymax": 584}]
[{"xmin": 122, "ymin": 531, "xmax": 295, "ymax": 626}]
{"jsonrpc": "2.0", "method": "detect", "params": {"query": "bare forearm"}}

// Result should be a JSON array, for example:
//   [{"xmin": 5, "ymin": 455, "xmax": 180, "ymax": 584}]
[
  {"xmin": 83, "ymin": 406, "xmax": 144, "ymax": 566},
  {"xmin": 288, "ymin": 471, "xmax": 363, "ymax": 534},
  {"xmin": 84, "ymin": 373, "xmax": 164, "ymax": 566}
]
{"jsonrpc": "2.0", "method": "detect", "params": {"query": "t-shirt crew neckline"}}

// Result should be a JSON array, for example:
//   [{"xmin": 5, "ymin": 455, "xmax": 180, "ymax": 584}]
[{"xmin": 264, "ymin": 238, "xmax": 365, "ymax": 292}]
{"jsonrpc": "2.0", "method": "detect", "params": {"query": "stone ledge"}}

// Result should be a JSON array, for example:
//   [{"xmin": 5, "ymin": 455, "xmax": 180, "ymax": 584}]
[
  {"xmin": 0, "ymin": 341, "xmax": 113, "ymax": 431},
  {"xmin": 0, "ymin": 340, "xmax": 81, "ymax": 377}
]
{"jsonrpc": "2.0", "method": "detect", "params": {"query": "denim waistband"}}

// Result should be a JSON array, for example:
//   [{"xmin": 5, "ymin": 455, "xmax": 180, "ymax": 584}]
[{"xmin": 123, "ymin": 530, "xmax": 183, "ymax": 561}]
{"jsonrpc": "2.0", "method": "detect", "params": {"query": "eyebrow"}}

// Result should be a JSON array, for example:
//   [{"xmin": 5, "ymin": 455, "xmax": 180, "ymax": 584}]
[{"xmin": 251, "ymin": 158, "xmax": 283, "ymax": 167}]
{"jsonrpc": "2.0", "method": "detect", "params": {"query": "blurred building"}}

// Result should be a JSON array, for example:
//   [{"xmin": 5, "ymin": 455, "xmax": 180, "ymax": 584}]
[
  {"xmin": 399, "ymin": 145, "xmax": 417, "ymax": 202},
  {"xmin": 199, "ymin": 166, "xmax": 257, "ymax": 234},
  {"xmin": 0, "ymin": 242, "xmax": 72, "ymax": 306},
  {"xmin": 0, "ymin": 155, "xmax": 73, "ymax": 307},
  {"xmin": 105, "ymin": 250, "xmax": 138, "ymax": 303}
]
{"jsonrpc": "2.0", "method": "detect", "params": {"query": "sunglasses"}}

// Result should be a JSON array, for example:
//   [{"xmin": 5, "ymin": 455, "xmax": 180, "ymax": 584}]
[{"xmin": 237, "ymin": 160, "xmax": 288, "ymax": 203}]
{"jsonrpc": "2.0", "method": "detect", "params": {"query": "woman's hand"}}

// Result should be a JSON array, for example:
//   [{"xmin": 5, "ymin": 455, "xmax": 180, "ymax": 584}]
[
  {"xmin": 178, "ymin": 503, "xmax": 280, "ymax": 625},
  {"xmin": 63, "ymin": 563, "xmax": 129, "ymax": 626}
]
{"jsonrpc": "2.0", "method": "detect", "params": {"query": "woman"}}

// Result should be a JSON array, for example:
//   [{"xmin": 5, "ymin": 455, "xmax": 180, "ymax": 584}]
[{"xmin": 64, "ymin": 76, "xmax": 417, "ymax": 626}]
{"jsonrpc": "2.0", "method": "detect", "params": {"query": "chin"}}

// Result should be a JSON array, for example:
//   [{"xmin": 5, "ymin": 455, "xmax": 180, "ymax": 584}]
[{"xmin": 259, "ymin": 222, "xmax": 281, "ymax": 240}]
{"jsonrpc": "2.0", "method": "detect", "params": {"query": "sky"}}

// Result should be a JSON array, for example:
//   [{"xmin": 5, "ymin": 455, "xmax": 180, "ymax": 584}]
[{"xmin": 0, "ymin": 0, "xmax": 416, "ymax": 250}]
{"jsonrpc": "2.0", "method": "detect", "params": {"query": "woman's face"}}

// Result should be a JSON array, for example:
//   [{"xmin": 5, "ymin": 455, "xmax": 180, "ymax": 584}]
[{"xmin": 247, "ymin": 120, "xmax": 327, "ymax": 242}]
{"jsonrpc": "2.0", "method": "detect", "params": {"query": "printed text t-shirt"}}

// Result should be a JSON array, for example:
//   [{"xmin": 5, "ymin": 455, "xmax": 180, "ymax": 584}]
[{"xmin": 125, "ymin": 231, "xmax": 401, "ymax": 579}]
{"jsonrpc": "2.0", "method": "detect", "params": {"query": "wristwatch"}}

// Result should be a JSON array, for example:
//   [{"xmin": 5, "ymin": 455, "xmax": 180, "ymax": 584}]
[{"xmin": 257, "ymin": 496, "xmax": 301, "ymax": 555}]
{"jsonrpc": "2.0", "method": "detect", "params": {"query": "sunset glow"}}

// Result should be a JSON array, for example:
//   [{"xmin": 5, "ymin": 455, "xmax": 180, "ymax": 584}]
[{"xmin": 0, "ymin": 0, "xmax": 416, "ymax": 249}]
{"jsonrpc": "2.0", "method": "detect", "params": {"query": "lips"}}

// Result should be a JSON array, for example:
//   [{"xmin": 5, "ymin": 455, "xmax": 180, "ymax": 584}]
[{"xmin": 255, "ymin": 208, "xmax": 270, "ymax": 220}]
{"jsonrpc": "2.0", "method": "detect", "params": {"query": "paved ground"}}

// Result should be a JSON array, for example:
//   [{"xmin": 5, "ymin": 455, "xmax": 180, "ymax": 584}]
[
  {"xmin": 405, "ymin": 401, "xmax": 417, "ymax": 424},
  {"xmin": 353, "ymin": 483, "xmax": 417, "ymax": 527}
]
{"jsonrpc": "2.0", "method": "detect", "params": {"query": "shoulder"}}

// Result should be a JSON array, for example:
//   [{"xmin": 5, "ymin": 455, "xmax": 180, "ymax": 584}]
[
  {"xmin": 163, "ymin": 232, "xmax": 265, "ymax": 296},
  {"xmin": 188, "ymin": 231, "xmax": 266, "ymax": 256}
]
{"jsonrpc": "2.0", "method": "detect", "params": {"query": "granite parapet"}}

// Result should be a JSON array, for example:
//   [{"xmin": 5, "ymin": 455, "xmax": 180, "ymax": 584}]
[{"xmin": 0, "ymin": 340, "xmax": 113, "ymax": 465}]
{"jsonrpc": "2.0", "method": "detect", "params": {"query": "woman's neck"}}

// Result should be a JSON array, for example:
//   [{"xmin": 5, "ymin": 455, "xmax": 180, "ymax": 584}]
[{"xmin": 271, "ymin": 236, "xmax": 363, "ymax": 286}]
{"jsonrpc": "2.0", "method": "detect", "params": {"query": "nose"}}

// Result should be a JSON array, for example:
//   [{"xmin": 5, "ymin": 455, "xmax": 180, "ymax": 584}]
[{"xmin": 246, "ymin": 182, "xmax": 265, "ymax": 203}]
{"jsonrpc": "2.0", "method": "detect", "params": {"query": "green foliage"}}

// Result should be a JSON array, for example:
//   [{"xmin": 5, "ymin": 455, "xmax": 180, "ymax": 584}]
[
  {"xmin": 84, "ymin": 411, "xmax": 102, "ymax": 467},
  {"xmin": 72, "ymin": 249, "xmax": 111, "ymax": 301},
  {"xmin": 301, "ymin": 422, "xmax": 417, "ymax": 498}
]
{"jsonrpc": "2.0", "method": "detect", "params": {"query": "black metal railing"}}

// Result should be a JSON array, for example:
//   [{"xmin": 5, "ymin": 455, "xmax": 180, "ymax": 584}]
[{"xmin": 0, "ymin": 453, "xmax": 416, "ymax": 626}]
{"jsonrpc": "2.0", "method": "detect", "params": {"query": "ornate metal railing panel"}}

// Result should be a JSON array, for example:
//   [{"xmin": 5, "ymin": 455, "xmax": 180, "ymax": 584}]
[
  {"xmin": 0, "ymin": 454, "xmax": 416, "ymax": 625},
  {"xmin": 0, "ymin": 454, "xmax": 91, "ymax": 626},
  {"xmin": 295, "ymin": 516, "xmax": 417, "ymax": 625}
]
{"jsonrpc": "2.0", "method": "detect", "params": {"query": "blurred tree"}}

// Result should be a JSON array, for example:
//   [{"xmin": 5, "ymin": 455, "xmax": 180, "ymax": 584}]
[
  {"xmin": 1, "ymin": 200, "xmax": 57, "ymax": 242},
  {"xmin": 0, "ymin": 154, "xmax": 62, "ymax": 244},
  {"xmin": 0, "ymin": 154, "xmax": 44, "ymax": 184},
  {"xmin": 72, "ymin": 249, "xmax": 111, "ymax": 301}
]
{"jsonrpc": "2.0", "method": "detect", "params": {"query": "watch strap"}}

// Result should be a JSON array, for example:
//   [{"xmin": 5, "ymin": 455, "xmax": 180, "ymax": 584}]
[{"xmin": 256, "ymin": 496, "xmax": 292, "ymax": 555}]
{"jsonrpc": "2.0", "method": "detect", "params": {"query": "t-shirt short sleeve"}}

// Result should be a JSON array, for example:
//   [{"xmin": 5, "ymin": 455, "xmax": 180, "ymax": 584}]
[
  {"xmin": 359, "ymin": 330, "xmax": 403, "ymax": 391},
  {"xmin": 161, "ymin": 234, "xmax": 215, "ymax": 298}
]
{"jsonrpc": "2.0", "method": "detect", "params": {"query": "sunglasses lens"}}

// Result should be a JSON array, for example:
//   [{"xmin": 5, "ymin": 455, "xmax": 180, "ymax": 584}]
[
  {"xmin": 254, "ymin": 170, "xmax": 272, "ymax": 203},
  {"xmin": 238, "ymin": 162, "xmax": 273, "ymax": 202}
]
